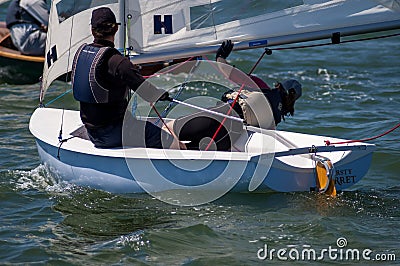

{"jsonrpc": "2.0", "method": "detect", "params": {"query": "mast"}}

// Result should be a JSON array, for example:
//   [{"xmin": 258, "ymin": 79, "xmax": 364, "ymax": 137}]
[{"xmin": 118, "ymin": 0, "xmax": 125, "ymax": 52}]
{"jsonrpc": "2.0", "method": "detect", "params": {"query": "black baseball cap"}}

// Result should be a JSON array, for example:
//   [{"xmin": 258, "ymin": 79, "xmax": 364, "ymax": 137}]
[{"xmin": 91, "ymin": 7, "xmax": 121, "ymax": 28}]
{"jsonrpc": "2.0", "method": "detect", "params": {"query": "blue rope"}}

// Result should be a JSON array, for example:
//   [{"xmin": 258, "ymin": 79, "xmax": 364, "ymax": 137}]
[
  {"xmin": 131, "ymin": 94, "xmax": 137, "ymax": 114},
  {"xmin": 44, "ymin": 89, "xmax": 72, "ymax": 107},
  {"xmin": 154, "ymin": 60, "xmax": 201, "ymax": 125}
]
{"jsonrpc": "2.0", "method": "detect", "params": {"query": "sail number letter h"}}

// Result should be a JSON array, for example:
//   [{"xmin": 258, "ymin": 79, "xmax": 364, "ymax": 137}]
[
  {"xmin": 154, "ymin": 15, "xmax": 173, "ymax": 34},
  {"xmin": 47, "ymin": 45, "xmax": 58, "ymax": 68}
]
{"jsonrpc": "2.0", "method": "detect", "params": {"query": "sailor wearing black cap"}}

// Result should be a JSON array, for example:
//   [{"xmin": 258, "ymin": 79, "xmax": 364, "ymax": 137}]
[{"xmin": 71, "ymin": 7, "xmax": 185, "ymax": 150}]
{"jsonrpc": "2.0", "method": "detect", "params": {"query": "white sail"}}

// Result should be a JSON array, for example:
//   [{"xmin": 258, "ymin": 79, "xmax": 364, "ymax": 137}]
[
  {"xmin": 40, "ymin": 0, "xmax": 400, "ymax": 99},
  {"xmin": 40, "ymin": 1, "xmax": 121, "ymax": 101},
  {"xmin": 127, "ymin": 0, "xmax": 400, "ymax": 64}
]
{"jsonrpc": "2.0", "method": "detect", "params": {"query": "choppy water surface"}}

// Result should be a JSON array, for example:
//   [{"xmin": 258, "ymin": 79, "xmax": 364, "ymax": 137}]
[{"xmin": 0, "ymin": 6, "xmax": 399, "ymax": 266}]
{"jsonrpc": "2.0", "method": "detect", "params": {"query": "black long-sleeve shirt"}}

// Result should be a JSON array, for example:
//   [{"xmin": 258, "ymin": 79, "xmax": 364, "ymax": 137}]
[{"xmin": 79, "ymin": 39, "xmax": 145, "ymax": 129}]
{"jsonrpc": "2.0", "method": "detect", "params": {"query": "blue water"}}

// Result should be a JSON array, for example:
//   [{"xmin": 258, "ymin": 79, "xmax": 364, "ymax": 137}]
[{"xmin": 0, "ymin": 4, "xmax": 399, "ymax": 265}]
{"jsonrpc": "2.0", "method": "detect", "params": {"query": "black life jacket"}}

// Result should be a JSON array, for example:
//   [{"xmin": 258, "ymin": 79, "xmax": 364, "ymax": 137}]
[
  {"xmin": 71, "ymin": 43, "xmax": 120, "ymax": 103},
  {"xmin": 262, "ymin": 89, "xmax": 283, "ymax": 125},
  {"xmin": 6, "ymin": 0, "xmax": 41, "ymax": 28}
]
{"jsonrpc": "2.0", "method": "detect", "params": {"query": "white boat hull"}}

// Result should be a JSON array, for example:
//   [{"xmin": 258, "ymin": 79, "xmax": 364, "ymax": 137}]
[{"xmin": 30, "ymin": 108, "xmax": 375, "ymax": 194}]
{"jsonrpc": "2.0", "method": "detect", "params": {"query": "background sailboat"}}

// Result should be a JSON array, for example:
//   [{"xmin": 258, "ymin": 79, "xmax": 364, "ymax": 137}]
[
  {"xmin": 30, "ymin": 0, "xmax": 399, "ymax": 204},
  {"xmin": 0, "ymin": 21, "xmax": 44, "ymax": 84}
]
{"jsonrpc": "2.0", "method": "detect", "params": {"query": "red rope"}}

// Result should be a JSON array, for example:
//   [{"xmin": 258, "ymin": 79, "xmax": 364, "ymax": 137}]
[
  {"xmin": 248, "ymin": 49, "xmax": 268, "ymax": 75},
  {"xmin": 143, "ymin": 57, "xmax": 195, "ymax": 79},
  {"xmin": 204, "ymin": 49, "xmax": 269, "ymax": 151},
  {"xmin": 325, "ymin": 123, "xmax": 400, "ymax": 146},
  {"xmin": 205, "ymin": 83, "xmax": 246, "ymax": 151}
]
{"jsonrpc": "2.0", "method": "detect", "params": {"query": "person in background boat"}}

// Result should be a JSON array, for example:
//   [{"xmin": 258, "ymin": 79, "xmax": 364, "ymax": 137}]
[
  {"xmin": 71, "ymin": 7, "xmax": 186, "ymax": 150},
  {"xmin": 6, "ymin": 0, "xmax": 49, "ymax": 56},
  {"xmin": 216, "ymin": 40, "xmax": 302, "ymax": 127}
]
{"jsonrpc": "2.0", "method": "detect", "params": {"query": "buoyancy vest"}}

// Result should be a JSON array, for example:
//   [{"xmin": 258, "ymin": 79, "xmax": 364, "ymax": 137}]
[
  {"xmin": 6, "ymin": 0, "xmax": 40, "ymax": 28},
  {"xmin": 71, "ymin": 43, "xmax": 120, "ymax": 103},
  {"xmin": 262, "ymin": 89, "xmax": 283, "ymax": 126},
  {"xmin": 221, "ymin": 89, "xmax": 276, "ymax": 129}
]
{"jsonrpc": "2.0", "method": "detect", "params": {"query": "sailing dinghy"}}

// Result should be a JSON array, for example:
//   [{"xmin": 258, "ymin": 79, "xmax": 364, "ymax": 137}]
[
  {"xmin": 29, "ymin": 0, "xmax": 399, "ymax": 204},
  {"xmin": 0, "ymin": 22, "xmax": 44, "ymax": 84}
]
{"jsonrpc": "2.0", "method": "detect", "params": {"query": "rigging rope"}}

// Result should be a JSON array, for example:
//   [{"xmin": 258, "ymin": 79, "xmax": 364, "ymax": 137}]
[
  {"xmin": 245, "ymin": 32, "xmax": 400, "ymax": 75},
  {"xmin": 203, "ymin": 50, "xmax": 265, "ymax": 151},
  {"xmin": 150, "ymin": 103, "xmax": 181, "ymax": 147},
  {"xmin": 125, "ymin": 14, "xmax": 131, "ymax": 56},
  {"xmin": 142, "ymin": 56, "xmax": 195, "ymax": 79},
  {"xmin": 248, "ymin": 48, "xmax": 271, "ymax": 75},
  {"xmin": 205, "ymin": 83, "xmax": 246, "ymax": 151},
  {"xmin": 55, "ymin": 4, "xmax": 77, "ymax": 143},
  {"xmin": 154, "ymin": 59, "xmax": 200, "ymax": 126},
  {"xmin": 151, "ymin": 103, "xmax": 173, "ymax": 136},
  {"xmin": 43, "ymin": 89, "xmax": 72, "ymax": 107},
  {"xmin": 324, "ymin": 123, "xmax": 400, "ymax": 146},
  {"xmin": 272, "ymin": 32, "xmax": 400, "ymax": 51}
]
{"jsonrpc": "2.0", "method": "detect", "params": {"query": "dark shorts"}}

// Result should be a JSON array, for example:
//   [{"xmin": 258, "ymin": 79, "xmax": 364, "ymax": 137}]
[
  {"xmin": 173, "ymin": 103, "xmax": 244, "ymax": 151},
  {"xmin": 87, "ymin": 118, "xmax": 173, "ymax": 149}
]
